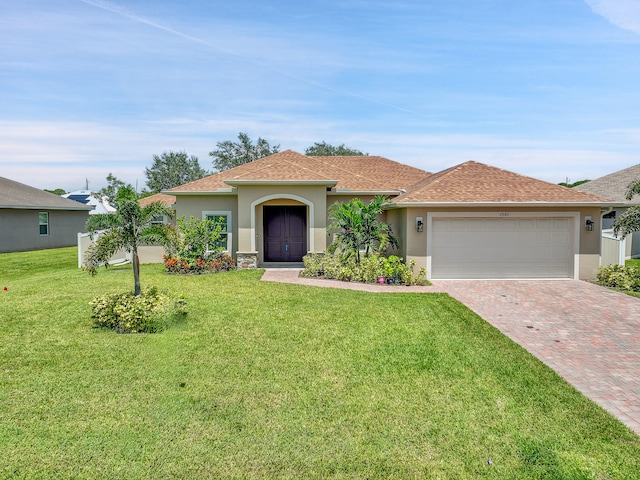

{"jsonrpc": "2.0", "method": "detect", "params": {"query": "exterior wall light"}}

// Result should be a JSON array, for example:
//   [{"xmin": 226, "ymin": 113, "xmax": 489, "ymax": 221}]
[
  {"xmin": 416, "ymin": 217, "xmax": 424, "ymax": 232},
  {"xmin": 585, "ymin": 216, "xmax": 594, "ymax": 231}
]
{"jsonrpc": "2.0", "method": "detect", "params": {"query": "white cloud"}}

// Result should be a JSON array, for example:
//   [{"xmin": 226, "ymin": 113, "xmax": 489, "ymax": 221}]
[{"xmin": 585, "ymin": 0, "xmax": 640, "ymax": 35}]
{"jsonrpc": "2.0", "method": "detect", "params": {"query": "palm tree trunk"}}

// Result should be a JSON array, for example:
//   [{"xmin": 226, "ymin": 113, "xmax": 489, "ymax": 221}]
[{"xmin": 132, "ymin": 249, "xmax": 141, "ymax": 296}]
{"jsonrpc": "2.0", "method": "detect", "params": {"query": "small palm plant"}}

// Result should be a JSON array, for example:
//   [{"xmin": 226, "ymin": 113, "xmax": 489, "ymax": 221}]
[
  {"xmin": 328, "ymin": 195, "xmax": 397, "ymax": 263},
  {"xmin": 84, "ymin": 185, "xmax": 175, "ymax": 295},
  {"xmin": 614, "ymin": 179, "xmax": 640, "ymax": 240}
]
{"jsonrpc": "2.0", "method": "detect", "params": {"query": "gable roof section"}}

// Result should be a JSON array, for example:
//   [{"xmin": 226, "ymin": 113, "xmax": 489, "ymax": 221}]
[
  {"xmin": 574, "ymin": 164, "xmax": 640, "ymax": 205},
  {"xmin": 0, "ymin": 177, "xmax": 94, "ymax": 211},
  {"xmin": 168, "ymin": 150, "xmax": 432, "ymax": 194},
  {"xmin": 138, "ymin": 192, "xmax": 176, "ymax": 207},
  {"xmin": 393, "ymin": 161, "xmax": 612, "ymax": 205}
]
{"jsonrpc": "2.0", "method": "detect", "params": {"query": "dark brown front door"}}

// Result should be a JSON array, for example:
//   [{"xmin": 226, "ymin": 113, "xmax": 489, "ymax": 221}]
[{"xmin": 263, "ymin": 206, "xmax": 307, "ymax": 262}]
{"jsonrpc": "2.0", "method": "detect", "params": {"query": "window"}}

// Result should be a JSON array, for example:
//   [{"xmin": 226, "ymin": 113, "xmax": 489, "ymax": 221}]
[
  {"xmin": 203, "ymin": 211, "xmax": 231, "ymax": 252},
  {"xmin": 39, "ymin": 212, "xmax": 49, "ymax": 236},
  {"xmin": 150, "ymin": 215, "xmax": 167, "ymax": 225}
]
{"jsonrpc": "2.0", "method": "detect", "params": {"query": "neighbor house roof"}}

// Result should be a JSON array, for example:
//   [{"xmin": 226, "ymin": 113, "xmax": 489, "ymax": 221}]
[
  {"xmin": 0, "ymin": 177, "xmax": 94, "ymax": 211},
  {"xmin": 392, "ymin": 161, "xmax": 612, "ymax": 206},
  {"xmin": 138, "ymin": 192, "xmax": 176, "ymax": 207},
  {"xmin": 167, "ymin": 149, "xmax": 432, "ymax": 194},
  {"xmin": 574, "ymin": 164, "xmax": 640, "ymax": 205}
]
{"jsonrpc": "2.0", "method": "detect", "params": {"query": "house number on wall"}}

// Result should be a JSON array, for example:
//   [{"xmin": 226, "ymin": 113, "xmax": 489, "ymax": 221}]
[{"xmin": 499, "ymin": 212, "xmax": 510, "ymax": 217}]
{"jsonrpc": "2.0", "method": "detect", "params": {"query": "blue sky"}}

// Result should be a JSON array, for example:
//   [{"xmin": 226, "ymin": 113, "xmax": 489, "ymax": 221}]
[{"xmin": 2, "ymin": 0, "xmax": 640, "ymax": 191}]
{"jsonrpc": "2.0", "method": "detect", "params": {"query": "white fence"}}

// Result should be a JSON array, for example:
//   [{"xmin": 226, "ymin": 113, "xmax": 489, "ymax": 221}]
[
  {"xmin": 601, "ymin": 230, "xmax": 631, "ymax": 267},
  {"xmin": 77, "ymin": 231, "xmax": 165, "ymax": 268}
]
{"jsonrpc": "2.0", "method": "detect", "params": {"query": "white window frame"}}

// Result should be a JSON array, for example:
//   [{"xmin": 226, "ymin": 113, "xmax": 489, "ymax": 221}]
[
  {"xmin": 39, "ymin": 212, "xmax": 49, "ymax": 236},
  {"xmin": 150, "ymin": 215, "xmax": 167, "ymax": 225},
  {"xmin": 202, "ymin": 211, "xmax": 232, "ymax": 253}
]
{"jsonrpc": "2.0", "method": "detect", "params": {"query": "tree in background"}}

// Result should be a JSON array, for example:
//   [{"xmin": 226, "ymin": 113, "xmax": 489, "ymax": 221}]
[
  {"xmin": 84, "ymin": 185, "xmax": 175, "ymax": 296},
  {"xmin": 145, "ymin": 151, "xmax": 209, "ymax": 193},
  {"xmin": 305, "ymin": 141, "xmax": 368, "ymax": 156},
  {"xmin": 45, "ymin": 188, "xmax": 67, "ymax": 195},
  {"xmin": 209, "ymin": 132, "xmax": 280, "ymax": 172},
  {"xmin": 559, "ymin": 179, "xmax": 590, "ymax": 188},
  {"xmin": 613, "ymin": 179, "xmax": 640, "ymax": 239},
  {"xmin": 96, "ymin": 173, "xmax": 128, "ymax": 205}
]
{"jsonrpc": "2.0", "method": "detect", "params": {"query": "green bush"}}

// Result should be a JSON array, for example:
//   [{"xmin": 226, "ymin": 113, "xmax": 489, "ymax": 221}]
[
  {"xmin": 302, "ymin": 252, "xmax": 428, "ymax": 285},
  {"xmin": 596, "ymin": 264, "xmax": 640, "ymax": 291},
  {"xmin": 90, "ymin": 286, "xmax": 187, "ymax": 333}
]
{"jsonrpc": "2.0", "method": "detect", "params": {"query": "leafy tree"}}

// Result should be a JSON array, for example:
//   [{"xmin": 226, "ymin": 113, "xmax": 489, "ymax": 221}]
[
  {"xmin": 45, "ymin": 188, "xmax": 66, "ymax": 195},
  {"xmin": 96, "ymin": 173, "xmax": 127, "ymax": 205},
  {"xmin": 559, "ymin": 179, "xmax": 590, "ymax": 188},
  {"xmin": 614, "ymin": 179, "xmax": 640, "ymax": 239},
  {"xmin": 305, "ymin": 141, "xmax": 368, "ymax": 156},
  {"xmin": 145, "ymin": 151, "xmax": 209, "ymax": 193},
  {"xmin": 84, "ymin": 185, "xmax": 175, "ymax": 296},
  {"xmin": 328, "ymin": 195, "xmax": 397, "ymax": 264},
  {"xmin": 209, "ymin": 132, "xmax": 280, "ymax": 172}
]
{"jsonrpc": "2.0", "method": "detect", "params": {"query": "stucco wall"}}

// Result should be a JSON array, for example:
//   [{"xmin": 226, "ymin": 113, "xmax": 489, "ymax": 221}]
[
  {"xmin": 0, "ymin": 208, "xmax": 89, "ymax": 253},
  {"xmin": 173, "ymin": 195, "xmax": 239, "ymax": 256},
  {"xmin": 399, "ymin": 206, "xmax": 602, "ymax": 280}
]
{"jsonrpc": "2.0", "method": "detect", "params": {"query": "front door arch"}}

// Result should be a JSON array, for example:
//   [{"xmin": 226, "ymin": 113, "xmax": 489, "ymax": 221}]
[{"xmin": 250, "ymin": 194, "xmax": 315, "ymax": 252}]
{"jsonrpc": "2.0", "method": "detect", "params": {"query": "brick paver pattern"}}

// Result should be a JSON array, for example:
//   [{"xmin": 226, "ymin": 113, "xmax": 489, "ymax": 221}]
[{"xmin": 262, "ymin": 270, "xmax": 640, "ymax": 435}]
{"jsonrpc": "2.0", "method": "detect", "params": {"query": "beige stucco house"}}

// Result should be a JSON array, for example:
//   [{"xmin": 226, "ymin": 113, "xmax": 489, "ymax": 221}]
[{"xmin": 165, "ymin": 150, "xmax": 612, "ymax": 280}]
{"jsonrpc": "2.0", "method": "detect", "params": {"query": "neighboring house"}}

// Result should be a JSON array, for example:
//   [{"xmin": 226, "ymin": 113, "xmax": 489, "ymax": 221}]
[
  {"xmin": 575, "ymin": 164, "xmax": 640, "ymax": 260},
  {"xmin": 0, "ymin": 176, "xmax": 93, "ymax": 254},
  {"xmin": 62, "ymin": 190, "xmax": 116, "ymax": 215},
  {"xmin": 165, "ymin": 150, "xmax": 611, "ymax": 280}
]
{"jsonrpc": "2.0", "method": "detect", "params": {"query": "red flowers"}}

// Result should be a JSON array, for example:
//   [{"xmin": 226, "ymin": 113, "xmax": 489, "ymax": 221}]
[{"xmin": 3, "ymin": 287, "xmax": 7, "ymax": 292}]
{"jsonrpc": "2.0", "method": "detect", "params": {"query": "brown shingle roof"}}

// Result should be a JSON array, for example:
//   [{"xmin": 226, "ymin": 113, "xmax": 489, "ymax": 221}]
[
  {"xmin": 138, "ymin": 192, "xmax": 176, "ymax": 207},
  {"xmin": 574, "ymin": 164, "xmax": 640, "ymax": 205},
  {"xmin": 168, "ymin": 150, "xmax": 432, "ymax": 193},
  {"xmin": 0, "ymin": 176, "xmax": 94, "ymax": 211},
  {"xmin": 393, "ymin": 161, "xmax": 612, "ymax": 204}
]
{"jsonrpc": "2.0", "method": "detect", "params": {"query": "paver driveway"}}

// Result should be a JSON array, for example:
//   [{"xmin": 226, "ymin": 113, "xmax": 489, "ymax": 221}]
[{"xmin": 262, "ymin": 270, "xmax": 640, "ymax": 435}]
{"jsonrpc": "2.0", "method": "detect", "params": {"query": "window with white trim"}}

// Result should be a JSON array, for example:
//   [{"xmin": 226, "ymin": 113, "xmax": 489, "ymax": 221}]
[
  {"xmin": 39, "ymin": 212, "xmax": 49, "ymax": 236},
  {"xmin": 203, "ymin": 211, "xmax": 231, "ymax": 252}
]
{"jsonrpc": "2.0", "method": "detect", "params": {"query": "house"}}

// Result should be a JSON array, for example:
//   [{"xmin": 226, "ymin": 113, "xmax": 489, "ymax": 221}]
[
  {"xmin": 0, "ymin": 176, "xmax": 93, "ymax": 254},
  {"xmin": 165, "ymin": 150, "xmax": 612, "ymax": 280},
  {"xmin": 574, "ymin": 164, "xmax": 640, "ymax": 260},
  {"xmin": 62, "ymin": 190, "xmax": 116, "ymax": 215}
]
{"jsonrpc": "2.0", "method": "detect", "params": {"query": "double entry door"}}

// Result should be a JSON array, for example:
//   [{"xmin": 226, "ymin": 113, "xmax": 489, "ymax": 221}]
[{"xmin": 263, "ymin": 206, "xmax": 307, "ymax": 262}]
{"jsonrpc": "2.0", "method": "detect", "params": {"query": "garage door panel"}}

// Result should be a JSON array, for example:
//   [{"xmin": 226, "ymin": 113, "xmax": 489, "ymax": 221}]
[{"xmin": 431, "ymin": 217, "xmax": 574, "ymax": 279}]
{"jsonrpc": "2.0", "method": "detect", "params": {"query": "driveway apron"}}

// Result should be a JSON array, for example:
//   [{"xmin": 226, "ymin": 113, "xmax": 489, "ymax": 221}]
[{"xmin": 262, "ymin": 270, "xmax": 640, "ymax": 435}]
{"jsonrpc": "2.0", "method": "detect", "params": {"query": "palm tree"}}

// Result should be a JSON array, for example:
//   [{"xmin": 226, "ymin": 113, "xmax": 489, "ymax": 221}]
[
  {"xmin": 613, "ymin": 179, "xmax": 640, "ymax": 240},
  {"xmin": 328, "ymin": 195, "xmax": 397, "ymax": 263},
  {"xmin": 84, "ymin": 185, "xmax": 174, "ymax": 295}
]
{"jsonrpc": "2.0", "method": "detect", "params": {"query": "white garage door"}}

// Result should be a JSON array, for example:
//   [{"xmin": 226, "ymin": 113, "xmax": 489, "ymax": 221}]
[{"xmin": 431, "ymin": 217, "xmax": 574, "ymax": 279}]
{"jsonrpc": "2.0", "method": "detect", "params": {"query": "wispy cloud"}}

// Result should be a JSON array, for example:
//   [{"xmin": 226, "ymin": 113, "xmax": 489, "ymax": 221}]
[{"xmin": 585, "ymin": 0, "xmax": 640, "ymax": 35}]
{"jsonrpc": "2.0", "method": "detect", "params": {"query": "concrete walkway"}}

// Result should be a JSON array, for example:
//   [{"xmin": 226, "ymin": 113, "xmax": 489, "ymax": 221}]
[{"xmin": 262, "ymin": 269, "xmax": 640, "ymax": 435}]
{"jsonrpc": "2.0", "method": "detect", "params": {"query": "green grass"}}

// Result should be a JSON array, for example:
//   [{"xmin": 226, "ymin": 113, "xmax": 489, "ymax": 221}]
[
  {"xmin": 626, "ymin": 258, "xmax": 640, "ymax": 268},
  {"xmin": 1, "ymin": 247, "xmax": 638, "ymax": 479}
]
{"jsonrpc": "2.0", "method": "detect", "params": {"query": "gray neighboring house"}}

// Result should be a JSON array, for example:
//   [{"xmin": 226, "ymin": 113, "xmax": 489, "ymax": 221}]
[
  {"xmin": 575, "ymin": 164, "xmax": 640, "ymax": 259},
  {"xmin": 0, "ymin": 176, "xmax": 93, "ymax": 254}
]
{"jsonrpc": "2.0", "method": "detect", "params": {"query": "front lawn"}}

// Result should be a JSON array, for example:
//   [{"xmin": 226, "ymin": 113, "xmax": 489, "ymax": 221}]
[{"xmin": 1, "ymin": 248, "xmax": 638, "ymax": 478}]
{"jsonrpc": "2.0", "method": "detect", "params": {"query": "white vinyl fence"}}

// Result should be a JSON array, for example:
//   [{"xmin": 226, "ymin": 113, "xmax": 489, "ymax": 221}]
[
  {"xmin": 600, "ymin": 230, "xmax": 630, "ymax": 267},
  {"xmin": 77, "ymin": 231, "xmax": 165, "ymax": 268}
]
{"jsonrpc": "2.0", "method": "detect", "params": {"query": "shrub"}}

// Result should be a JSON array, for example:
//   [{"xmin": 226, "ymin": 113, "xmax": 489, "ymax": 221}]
[
  {"xmin": 90, "ymin": 286, "xmax": 187, "ymax": 333},
  {"xmin": 596, "ymin": 264, "xmax": 640, "ymax": 291},
  {"xmin": 301, "ymin": 252, "xmax": 429, "ymax": 286},
  {"xmin": 164, "ymin": 253, "xmax": 236, "ymax": 275}
]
